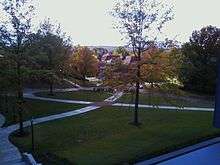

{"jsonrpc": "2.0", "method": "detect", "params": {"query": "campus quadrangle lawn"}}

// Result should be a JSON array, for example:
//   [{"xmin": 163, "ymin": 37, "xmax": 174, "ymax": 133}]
[
  {"xmin": 35, "ymin": 90, "xmax": 112, "ymax": 102},
  {"xmin": 11, "ymin": 107, "xmax": 220, "ymax": 165},
  {"xmin": 0, "ymin": 97, "xmax": 85, "ymax": 126},
  {"xmin": 118, "ymin": 93, "xmax": 214, "ymax": 108}
]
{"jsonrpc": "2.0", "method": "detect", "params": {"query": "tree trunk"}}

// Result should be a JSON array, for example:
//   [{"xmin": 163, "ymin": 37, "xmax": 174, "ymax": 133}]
[
  {"xmin": 17, "ymin": 63, "xmax": 24, "ymax": 135},
  {"xmin": 82, "ymin": 74, "xmax": 86, "ymax": 86},
  {"xmin": 18, "ymin": 104, "xmax": 24, "ymax": 135},
  {"xmin": 49, "ymin": 81, "xmax": 54, "ymax": 95},
  {"xmin": 5, "ymin": 94, "xmax": 8, "ymax": 113},
  {"xmin": 134, "ymin": 49, "xmax": 141, "ymax": 125}
]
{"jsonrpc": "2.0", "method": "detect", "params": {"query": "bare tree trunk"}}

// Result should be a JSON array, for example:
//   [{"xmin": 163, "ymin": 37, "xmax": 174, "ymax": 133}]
[
  {"xmin": 18, "ymin": 104, "xmax": 23, "ymax": 134},
  {"xmin": 82, "ymin": 74, "xmax": 86, "ymax": 86},
  {"xmin": 49, "ymin": 80, "xmax": 54, "ymax": 95},
  {"xmin": 134, "ymin": 49, "xmax": 141, "ymax": 125},
  {"xmin": 17, "ymin": 63, "xmax": 24, "ymax": 135},
  {"xmin": 5, "ymin": 93, "xmax": 8, "ymax": 113}
]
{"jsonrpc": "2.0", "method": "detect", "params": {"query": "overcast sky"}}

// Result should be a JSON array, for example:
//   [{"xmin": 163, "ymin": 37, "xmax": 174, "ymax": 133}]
[{"xmin": 2, "ymin": 0, "xmax": 220, "ymax": 46}]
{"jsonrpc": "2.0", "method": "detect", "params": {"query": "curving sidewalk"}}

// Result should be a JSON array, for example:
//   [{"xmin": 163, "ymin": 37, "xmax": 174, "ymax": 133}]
[
  {"xmin": 24, "ymin": 89, "xmax": 213, "ymax": 112},
  {"xmin": 0, "ymin": 87, "xmax": 214, "ymax": 165},
  {"xmin": 113, "ymin": 103, "xmax": 214, "ymax": 112},
  {"xmin": 0, "ymin": 90, "xmax": 123, "ymax": 165},
  {"xmin": 0, "ymin": 106, "xmax": 101, "ymax": 165},
  {"xmin": 24, "ymin": 88, "xmax": 124, "ymax": 105}
]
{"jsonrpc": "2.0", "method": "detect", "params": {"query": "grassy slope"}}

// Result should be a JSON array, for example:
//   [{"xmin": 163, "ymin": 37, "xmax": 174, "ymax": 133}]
[
  {"xmin": 35, "ymin": 91, "xmax": 112, "ymax": 102},
  {"xmin": 118, "ymin": 93, "xmax": 214, "ymax": 108},
  {"xmin": 11, "ymin": 107, "xmax": 220, "ymax": 165},
  {"xmin": 0, "ymin": 97, "xmax": 85, "ymax": 126}
]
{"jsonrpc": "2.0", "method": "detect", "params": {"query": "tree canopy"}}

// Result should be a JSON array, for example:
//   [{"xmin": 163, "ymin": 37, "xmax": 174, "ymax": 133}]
[{"xmin": 180, "ymin": 26, "xmax": 220, "ymax": 94}]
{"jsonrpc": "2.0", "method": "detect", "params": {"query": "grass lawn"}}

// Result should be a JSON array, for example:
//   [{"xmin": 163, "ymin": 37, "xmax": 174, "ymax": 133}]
[
  {"xmin": 117, "ymin": 93, "xmax": 214, "ymax": 108},
  {"xmin": 0, "ymin": 97, "xmax": 85, "ymax": 126},
  {"xmin": 11, "ymin": 107, "xmax": 220, "ymax": 165},
  {"xmin": 35, "ymin": 90, "xmax": 112, "ymax": 102}
]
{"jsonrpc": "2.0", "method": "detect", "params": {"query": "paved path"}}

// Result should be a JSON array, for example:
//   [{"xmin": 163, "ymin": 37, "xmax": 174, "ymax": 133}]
[
  {"xmin": 24, "ymin": 89, "xmax": 213, "ymax": 112},
  {"xmin": 24, "ymin": 93, "xmax": 93, "ymax": 105},
  {"xmin": 0, "ymin": 87, "xmax": 214, "ymax": 165},
  {"xmin": 113, "ymin": 103, "xmax": 214, "ymax": 112},
  {"xmin": 0, "ymin": 113, "xmax": 26, "ymax": 165},
  {"xmin": 63, "ymin": 78, "xmax": 81, "ymax": 88},
  {"xmin": 24, "ymin": 89, "xmax": 123, "ymax": 105},
  {"xmin": 0, "ymin": 90, "xmax": 122, "ymax": 165},
  {"xmin": 105, "ymin": 92, "xmax": 124, "ymax": 102}
]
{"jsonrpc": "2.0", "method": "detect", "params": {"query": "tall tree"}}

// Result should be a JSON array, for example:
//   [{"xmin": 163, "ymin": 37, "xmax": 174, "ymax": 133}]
[
  {"xmin": 180, "ymin": 26, "xmax": 220, "ymax": 94},
  {"xmin": 93, "ymin": 47, "xmax": 108, "ymax": 61},
  {"xmin": 112, "ymin": 0, "xmax": 173, "ymax": 125},
  {"xmin": 114, "ymin": 46, "xmax": 130, "ymax": 59},
  {"xmin": 28, "ymin": 19, "xmax": 73, "ymax": 94},
  {"xmin": 0, "ymin": 0, "xmax": 35, "ymax": 134},
  {"xmin": 104, "ymin": 47, "xmax": 178, "ymax": 95},
  {"xmin": 65, "ymin": 46, "xmax": 98, "ymax": 83}
]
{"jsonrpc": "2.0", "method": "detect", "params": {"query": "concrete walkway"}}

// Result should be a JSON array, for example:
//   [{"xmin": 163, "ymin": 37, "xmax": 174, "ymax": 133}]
[
  {"xmin": 63, "ymin": 78, "xmax": 81, "ymax": 88},
  {"xmin": 24, "ymin": 89, "xmax": 213, "ymax": 112},
  {"xmin": 105, "ymin": 92, "xmax": 124, "ymax": 102},
  {"xmin": 113, "ymin": 103, "xmax": 214, "ymax": 112},
  {"xmin": 24, "ymin": 89, "xmax": 124, "ymax": 105},
  {"xmin": 0, "ymin": 90, "xmax": 122, "ymax": 165},
  {"xmin": 0, "ymin": 87, "xmax": 214, "ymax": 164},
  {"xmin": 0, "ymin": 113, "xmax": 27, "ymax": 165}
]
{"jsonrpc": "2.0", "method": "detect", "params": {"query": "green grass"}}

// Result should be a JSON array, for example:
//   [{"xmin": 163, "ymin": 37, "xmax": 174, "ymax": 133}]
[
  {"xmin": 0, "ymin": 97, "xmax": 85, "ymax": 126},
  {"xmin": 35, "ymin": 90, "xmax": 112, "ymax": 102},
  {"xmin": 11, "ymin": 107, "xmax": 220, "ymax": 165},
  {"xmin": 117, "ymin": 93, "xmax": 214, "ymax": 108}
]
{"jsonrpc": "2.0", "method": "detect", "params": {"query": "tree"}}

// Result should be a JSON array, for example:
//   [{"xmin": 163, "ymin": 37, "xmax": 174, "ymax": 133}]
[
  {"xmin": 27, "ymin": 19, "xmax": 73, "ymax": 95},
  {"xmin": 180, "ymin": 26, "xmax": 220, "ymax": 94},
  {"xmin": 0, "ymin": 0, "xmax": 35, "ymax": 134},
  {"xmin": 104, "ymin": 47, "xmax": 179, "ymax": 94},
  {"xmin": 141, "ymin": 48, "xmax": 177, "ymax": 84},
  {"xmin": 65, "ymin": 46, "xmax": 98, "ymax": 83},
  {"xmin": 93, "ymin": 47, "xmax": 108, "ymax": 61},
  {"xmin": 104, "ymin": 57, "xmax": 135, "ymax": 91},
  {"xmin": 112, "ymin": 0, "xmax": 173, "ymax": 125},
  {"xmin": 114, "ymin": 46, "xmax": 130, "ymax": 59},
  {"xmin": 0, "ymin": 55, "xmax": 16, "ymax": 113}
]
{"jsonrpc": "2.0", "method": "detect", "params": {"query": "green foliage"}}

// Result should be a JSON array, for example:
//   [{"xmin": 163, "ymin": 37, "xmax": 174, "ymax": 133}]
[
  {"xmin": 180, "ymin": 26, "xmax": 220, "ymax": 94},
  {"xmin": 63, "ymin": 46, "xmax": 98, "ymax": 81},
  {"xmin": 114, "ymin": 46, "xmax": 129, "ymax": 59},
  {"xmin": 27, "ymin": 19, "xmax": 72, "ymax": 71}
]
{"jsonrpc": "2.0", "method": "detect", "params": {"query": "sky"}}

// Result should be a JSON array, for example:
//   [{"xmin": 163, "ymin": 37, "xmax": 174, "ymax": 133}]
[{"xmin": 2, "ymin": 0, "xmax": 220, "ymax": 46}]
